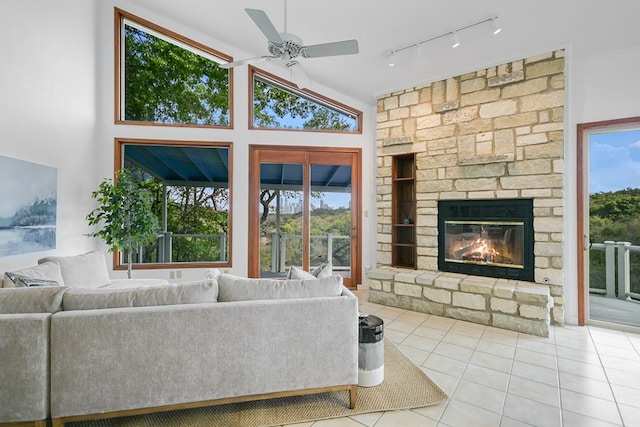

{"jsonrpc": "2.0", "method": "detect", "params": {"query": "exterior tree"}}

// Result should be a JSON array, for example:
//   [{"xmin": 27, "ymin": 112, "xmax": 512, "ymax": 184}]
[{"xmin": 86, "ymin": 167, "xmax": 159, "ymax": 278}]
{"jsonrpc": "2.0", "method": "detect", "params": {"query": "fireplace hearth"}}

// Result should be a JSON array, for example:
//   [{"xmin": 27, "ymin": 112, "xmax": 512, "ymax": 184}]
[{"xmin": 438, "ymin": 199, "xmax": 534, "ymax": 282}]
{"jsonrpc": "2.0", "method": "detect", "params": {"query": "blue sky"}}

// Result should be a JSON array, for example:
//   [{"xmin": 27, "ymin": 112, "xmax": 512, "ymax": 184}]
[{"xmin": 589, "ymin": 129, "xmax": 640, "ymax": 194}]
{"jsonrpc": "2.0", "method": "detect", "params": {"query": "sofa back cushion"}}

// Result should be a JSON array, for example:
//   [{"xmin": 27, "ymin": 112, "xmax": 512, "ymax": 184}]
[
  {"xmin": 3, "ymin": 261, "xmax": 65, "ymax": 288},
  {"xmin": 0, "ymin": 286, "xmax": 67, "ymax": 313},
  {"xmin": 62, "ymin": 279, "xmax": 218, "ymax": 311},
  {"xmin": 39, "ymin": 250, "xmax": 110, "ymax": 288},
  {"xmin": 217, "ymin": 274, "xmax": 343, "ymax": 302}
]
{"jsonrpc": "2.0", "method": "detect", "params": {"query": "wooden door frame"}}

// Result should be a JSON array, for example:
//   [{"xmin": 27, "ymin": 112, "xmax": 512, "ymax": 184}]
[
  {"xmin": 576, "ymin": 116, "xmax": 640, "ymax": 325},
  {"xmin": 248, "ymin": 145, "xmax": 362, "ymax": 288}
]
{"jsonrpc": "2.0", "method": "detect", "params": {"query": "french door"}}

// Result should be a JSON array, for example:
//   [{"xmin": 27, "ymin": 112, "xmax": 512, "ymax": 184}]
[{"xmin": 248, "ymin": 146, "xmax": 361, "ymax": 288}]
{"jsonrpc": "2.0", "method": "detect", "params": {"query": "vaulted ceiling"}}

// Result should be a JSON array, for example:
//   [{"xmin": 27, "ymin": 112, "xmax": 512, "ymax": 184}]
[{"xmin": 129, "ymin": 0, "xmax": 640, "ymax": 104}]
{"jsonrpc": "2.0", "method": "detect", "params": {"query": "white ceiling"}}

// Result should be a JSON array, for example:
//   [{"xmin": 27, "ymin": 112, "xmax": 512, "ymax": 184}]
[{"xmin": 129, "ymin": 0, "xmax": 640, "ymax": 104}]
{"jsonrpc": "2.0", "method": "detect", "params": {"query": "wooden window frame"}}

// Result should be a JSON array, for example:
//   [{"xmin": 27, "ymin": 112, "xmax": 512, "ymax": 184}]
[
  {"xmin": 248, "ymin": 66, "xmax": 363, "ymax": 134},
  {"xmin": 113, "ymin": 137, "xmax": 233, "ymax": 271},
  {"xmin": 114, "ymin": 8, "xmax": 234, "ymax": 129}
]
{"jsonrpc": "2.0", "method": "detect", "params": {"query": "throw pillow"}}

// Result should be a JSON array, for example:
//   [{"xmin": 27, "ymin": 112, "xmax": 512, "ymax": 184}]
[
  {"xmin": 5, "ymin": 272, "xmax": 61, "ymax": 287},
  {"xmin": 286, "ymin": 265, "xmax": 316, "ymax": 280},
  {"xmin": 310, "ymin": 261, "xmax": 333, "ymax": 279},
  {"xmin": 38, "ymin": 250, "xmax": 111, "ymax": 288},
  {"xmin": 0, "ymin": 286, "xmax": 68, "ymax": 314},
  {"xmin": 62, "ymin": 279, "xmax": 218, "ymax": 311},
  {"xmin": 218, "ymin": 274, "xmax": 343, "ymax": 302},
  {"xmin": 2, "ymin": 261, "xmax": 65, "ymax": 288}
]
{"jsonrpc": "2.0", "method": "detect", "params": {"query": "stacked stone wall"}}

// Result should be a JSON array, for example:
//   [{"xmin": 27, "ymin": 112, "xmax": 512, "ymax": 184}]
[{"xmin": 375, "ymin": 50, "xmax": 565, "ymax": 327}]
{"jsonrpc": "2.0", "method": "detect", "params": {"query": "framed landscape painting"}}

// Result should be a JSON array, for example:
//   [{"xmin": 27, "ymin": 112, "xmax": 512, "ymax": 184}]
[{"xmin": 0, "ymin": 155, "xmax": 57, "ymax": 257}]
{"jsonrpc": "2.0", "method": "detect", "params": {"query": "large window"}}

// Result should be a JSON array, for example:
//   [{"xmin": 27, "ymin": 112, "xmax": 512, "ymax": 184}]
[
  {"xmin": 115, "ymin": 139, "xmax": 232, "ymax": 269},
  {"xmin": 115, "ymin": 8, "xmax": 233, "ymax": 127},
  {"xmin": 250, "ymin": 67, "xmax": 362, "ymax": 133}
]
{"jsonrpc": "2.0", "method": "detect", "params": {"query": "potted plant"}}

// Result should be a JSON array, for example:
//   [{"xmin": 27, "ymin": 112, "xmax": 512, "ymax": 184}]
[{"xmin": 86, "ymin": 167, "xmax": 159, "ymax": 278}]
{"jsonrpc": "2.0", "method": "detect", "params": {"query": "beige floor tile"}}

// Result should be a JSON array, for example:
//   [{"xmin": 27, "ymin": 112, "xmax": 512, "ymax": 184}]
[
  {"xmin": 516, "ymin": 338, "xmax": 556, "ymax": 356},
  {"xmin": 499, "ymin": 417, "xmax": 535, "ymax": 427},
  {"xmin": 309, "ymin": 417, "xmax": 367, "ymax": 426},
  {"xmin": 461, "ymin": 363, "xmax": 510, "ymax": 392},
  {"xmin": 604, "ymin": 365, "xmax": 640, "ymax": 389},
  {"xmin": 502, "ymin": 394, "xmax": 562, "ymax": 427},
  {"xmin": 481, "ymin": 329, "xmax": 519, "ymax": 346},
  {"xmin": 555, "ymin": 345, "xmax": 601, "ymax": 365},
  {"xmin": 557, "ymin": 357, "xmax": 608, "ymax": 382},
  {"xmin": 513, "ymin": 347, "xmax": 557, "ymax": 369},
  {"xmin": 562, "ymin": 410, "xmax": 623, "ymax": 427},
  {"xmin": 449, "ymin": 320, "xmax": 486, "ymax": 339},
  {"xmin": 610, "ymin": 383, "xmax": 640, "ymax": 408},
  {"xmin": 412, "ymin": 401, "xmax": 447, "ymax": 421},
  {"xmin": 560, "ymin": 389, "xmax": 623, "ymax": 425},
  {"xmin": 433, "ymin": 342, "xmax": 474, "ymax": 363},
  {"xmin": 423, "ymin": 353, "xmax": 468, "ymax": 378},
  {"xmin": 510, "ymin": 360, "xmax": 559, "ymax": 387},
  {"xmin": 439, "ymin": 400, "xmax": 502, "ymax": 427},
  {"xmin": 383, "ymin": 329, "xmax": 408, "ymax": 345},
  {"xmin": 422, "ymin": 368, "xmax": 459, "ymax": 396},
  {"xmin": 618, "ymin": 403, "xmax": 640, "ymax": 427},
  {"xmin": 441, "ymin": 331, "xmax": 480, "ymax": 349},
  {"xmin": 412, "ymin": 325, "xmax": 447, "ymax": 341},
  {"xmin": 402, "ymin": 333, "xmax": 440, "ymax": 353},
  {"xmin": 372, "ymin": 409, "xmax": 438, "ymax": 427},
  {"xmin": 469, "ymin": 350, "xmax": 513, "ymax": 374},
  {"xmin": 452, "ymin": 379, "xmax": 506, "ymax": 414},
  {"xmin": 346, "ymin": 411, "xmax": 383, "ymax": 427},
  {"xmin": 397, "ymin": 343, "xmax": 430, "ymax": 366},
  {"xmin": 507, "ymin": 376, "xmax": 560, "ymax": 407},
  {"xmin": 558, "ymin": 371, "xmax": 615, "ymax": 401},
  {"xmin": 476, "ymin": 339, "xmax": 517, "ymax": 359}
]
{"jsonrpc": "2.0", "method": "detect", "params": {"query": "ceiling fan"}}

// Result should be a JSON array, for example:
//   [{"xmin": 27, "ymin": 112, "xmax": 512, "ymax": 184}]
[{"xmin": 219, "ymin": 2, "xmax": 359, "ymax": 88}]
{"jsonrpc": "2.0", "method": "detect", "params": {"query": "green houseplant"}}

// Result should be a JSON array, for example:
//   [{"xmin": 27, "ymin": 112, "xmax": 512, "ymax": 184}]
[{"xmin": 86, "ymin": 167, "xmax": 159, "ymax": 278}]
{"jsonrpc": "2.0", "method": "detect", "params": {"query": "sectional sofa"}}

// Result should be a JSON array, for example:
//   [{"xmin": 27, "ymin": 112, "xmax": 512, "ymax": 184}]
[{"xmin": 0, "ymin": 253, "xmax": 359, "ymax": 426}]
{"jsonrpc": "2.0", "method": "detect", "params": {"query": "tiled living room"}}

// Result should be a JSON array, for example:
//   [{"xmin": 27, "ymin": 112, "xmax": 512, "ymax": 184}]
[{"xmin": 2, "ymin": 1, "xmax": 640, "ymax": 427}]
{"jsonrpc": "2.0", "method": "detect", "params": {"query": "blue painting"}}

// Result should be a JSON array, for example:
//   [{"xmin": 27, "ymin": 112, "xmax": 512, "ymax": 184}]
[{"xmin": 0, "ymin": 155, "xmax": 57, "ymax": 257}]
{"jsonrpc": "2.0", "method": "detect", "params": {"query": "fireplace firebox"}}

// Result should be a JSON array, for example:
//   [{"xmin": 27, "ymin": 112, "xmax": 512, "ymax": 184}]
[{"xmin": 437, "ymin": 199, "xmax": 534, "ymax": 282}]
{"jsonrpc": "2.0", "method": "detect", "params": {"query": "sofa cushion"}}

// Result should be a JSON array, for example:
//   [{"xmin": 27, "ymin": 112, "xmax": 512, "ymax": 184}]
[
  {"xmin": 3, "ymin": 261, "xmax": 65, "ymax": 288},
  {"xmin": 286, "ymin": 265, "xmax": 316, "ymax": 280},
  {"xmin": 217, "ymin": 274, "xmax": 343, "ymax": 302},
  {"xmin": 311, "ymin": 261, "xmax": 333, "ymax": 279},
  {"xmin": 39, "ymin": 250, "xmax": 110, "ymax": 288},
  {"xmin": 0, "ymin": 286, "xmax": 67, "ymax": 313},
  {"xmin": 62, "ymin": 279, "xmax": 218, "ymax": 311}
]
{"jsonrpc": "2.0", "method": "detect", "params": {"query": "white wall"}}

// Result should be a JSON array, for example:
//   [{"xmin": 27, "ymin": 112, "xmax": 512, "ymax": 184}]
[
  {"xmin": 0, "ymin": 0, "xmax": 99, "ymax": 274},
  {"xmin": 0, "ymin": 0, "xmax": 377, "ymax": 283},
  {"xmin": 564, "ymin": 44, "xmax": 640, "ymax": 324}
]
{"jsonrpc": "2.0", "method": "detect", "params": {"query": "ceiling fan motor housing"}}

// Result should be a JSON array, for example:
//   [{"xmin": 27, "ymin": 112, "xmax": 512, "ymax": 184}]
[{"xmin": 268, "ymin": 32, "xmax": 304, "ymax": 61}]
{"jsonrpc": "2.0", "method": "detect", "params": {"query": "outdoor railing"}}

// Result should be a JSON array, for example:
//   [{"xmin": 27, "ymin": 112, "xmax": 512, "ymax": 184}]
[
  {"xmin": 262, "ymin": 233, "xmax": 351, "ymax": 273},
  {"xmin": 590, "ymin": 241, "xmax": 640, "ymax": 300}
]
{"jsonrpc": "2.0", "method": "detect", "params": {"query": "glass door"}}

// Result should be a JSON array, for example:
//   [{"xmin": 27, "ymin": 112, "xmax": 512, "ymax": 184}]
[{"xmin": 249, "ymin": 147, "xmax": 361, "ymax": 287}]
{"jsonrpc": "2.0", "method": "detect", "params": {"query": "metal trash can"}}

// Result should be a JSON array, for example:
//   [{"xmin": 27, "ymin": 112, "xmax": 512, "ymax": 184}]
[{"xmin": 358, "ymin": 314, "xmax": 384, "ymax": 387}]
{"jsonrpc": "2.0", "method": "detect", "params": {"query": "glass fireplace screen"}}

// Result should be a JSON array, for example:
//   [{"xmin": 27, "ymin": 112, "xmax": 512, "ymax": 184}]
[{"xmin": 443, "ymin": 220, "xmax": 524, "ymax": 269}]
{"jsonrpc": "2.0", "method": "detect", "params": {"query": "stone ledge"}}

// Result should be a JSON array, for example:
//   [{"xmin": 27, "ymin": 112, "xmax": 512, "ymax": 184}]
[{"xmin": 367, "ymin": 267, "xmax": 553, "ymax": 337}]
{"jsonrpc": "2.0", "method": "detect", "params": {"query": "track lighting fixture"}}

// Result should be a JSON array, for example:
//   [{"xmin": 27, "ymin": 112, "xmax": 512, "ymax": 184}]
[
  {"xmin": 384, "ymin": 15, "xmax": 501, "ymax": 64},
  {"xmin": 491, "ymin": 17, "xmax": 502, "ymax": 35},
  {"xmin": 451, "ymin": 30, "xmax": 460, "ymax": 48}
]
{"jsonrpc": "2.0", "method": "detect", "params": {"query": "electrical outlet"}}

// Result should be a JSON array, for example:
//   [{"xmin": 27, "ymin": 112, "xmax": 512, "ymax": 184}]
[
  {"xmin": 176, "ymin": 270, "xmax": 182, "ymax": 279},
  {"xmin": 169, "ymin": 271, "xmax": 175, "ymax": 279}
]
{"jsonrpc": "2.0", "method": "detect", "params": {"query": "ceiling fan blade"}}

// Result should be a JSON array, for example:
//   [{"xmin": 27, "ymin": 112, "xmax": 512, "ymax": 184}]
[
  {"xmin": 218, "ymin": 56, "xmax": 273, "ymax": 69},
  {"xmin": 301, "ymin": 39, "xmax": 359, "ymax": 58},
  {"xmin": 245, "ymin": 8, "xmax": 283, "ymax": 45}
]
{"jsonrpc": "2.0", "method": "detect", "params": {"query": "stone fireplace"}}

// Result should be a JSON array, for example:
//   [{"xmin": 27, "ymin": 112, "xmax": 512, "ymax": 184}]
[{"xmin": 370, "ymin": 50, "xmax": 565, "ymax": 337}]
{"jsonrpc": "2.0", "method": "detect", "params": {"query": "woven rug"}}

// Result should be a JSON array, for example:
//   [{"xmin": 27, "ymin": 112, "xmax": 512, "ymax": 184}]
[{"xmin": 70, "ymin": 340, "xmax": 448, "ymax": 427}]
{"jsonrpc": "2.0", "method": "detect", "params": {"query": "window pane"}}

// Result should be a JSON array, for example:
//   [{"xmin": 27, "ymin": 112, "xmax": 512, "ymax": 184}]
[
  {"xmin": 122, "ymin": 20, "xmax": 230, "ymax": 126},
  {"xmin": 259, "ymin": 163, "xmax": 304, "ymax": 277},
  {"xmin": 252, "ymin": 75, "xmax": 359, "ymax": 131},
  {"xmin": 310, "ymin": 164, "xmax": 352, "ymax": 278},
  {"xmin": 122, "ymin": 143, "xmax": 230, "ymax": 265}
]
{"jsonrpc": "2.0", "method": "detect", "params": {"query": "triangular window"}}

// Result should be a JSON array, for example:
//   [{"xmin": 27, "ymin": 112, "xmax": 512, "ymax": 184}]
[{"xmin": 251, "ymin": 67, "xmax": 361, "ymax": 133}]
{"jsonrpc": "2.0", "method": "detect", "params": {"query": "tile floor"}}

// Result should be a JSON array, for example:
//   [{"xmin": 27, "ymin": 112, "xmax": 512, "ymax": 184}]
[{"xmin": 287, "ymin": 290, "xmax": 640, "ymax": 427}]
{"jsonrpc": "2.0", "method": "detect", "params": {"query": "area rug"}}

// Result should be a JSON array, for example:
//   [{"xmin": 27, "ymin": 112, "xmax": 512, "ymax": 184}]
[{"xmin": 69, "ymin": 340, "xmax": 448, "ymax": 427}]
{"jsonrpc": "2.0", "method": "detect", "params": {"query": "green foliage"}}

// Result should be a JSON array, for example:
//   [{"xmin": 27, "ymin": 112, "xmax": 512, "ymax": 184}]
[
  {"xmin": 589, "ymin": 188, "xmax": 640, "ymax": 243},
  {"xmin": 253, "ymin": 78, "xmax": 355, "ymax": 130},
  {"xmin": 86, "ymin": 167, "xmax": 159, "ymax": 277},
  {"xmin": 124, "ymin": 25, "xmax": 229, "ymax": 125}
]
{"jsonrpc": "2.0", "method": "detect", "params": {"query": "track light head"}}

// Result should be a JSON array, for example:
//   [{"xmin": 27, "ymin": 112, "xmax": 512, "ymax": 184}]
[
  {"xmin": 451, "ymin": 31, "xmax": 460, "ymax": 48},
  {"xmin": 491, "ymin": 17, "xmax": 502, "ymax": 35}
]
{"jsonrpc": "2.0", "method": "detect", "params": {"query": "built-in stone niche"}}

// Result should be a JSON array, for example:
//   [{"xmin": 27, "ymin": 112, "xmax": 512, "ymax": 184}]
[{"xmin": 372, "ymin": 50, "xmax": 566, "ymax": 336}]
